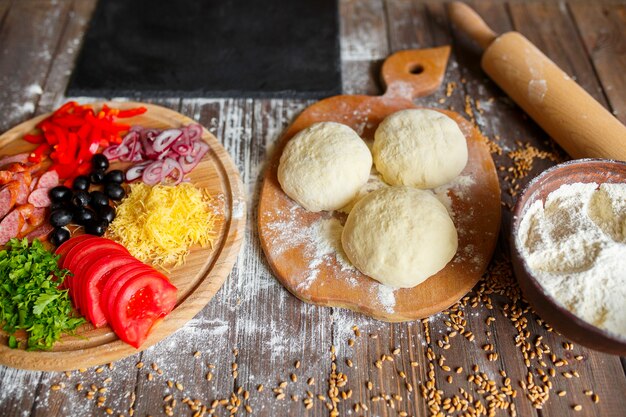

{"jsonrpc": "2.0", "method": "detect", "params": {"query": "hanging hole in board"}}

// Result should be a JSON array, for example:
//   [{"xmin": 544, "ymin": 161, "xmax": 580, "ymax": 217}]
[{"xmin": 410, "ymin": 64, "xmax": 424, "ymax": 75}]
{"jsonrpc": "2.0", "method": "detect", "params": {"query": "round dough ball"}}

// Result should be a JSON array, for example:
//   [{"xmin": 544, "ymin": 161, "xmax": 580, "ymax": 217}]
[
  {"xmin": 278, "ymin": 122, "xmax": 372, "ymax": 212},
  {"xmin": 341, "ymin": 187, "xmax": 458, "ymax": 288},
  {"xmin": 373, "ymin": 109, "xmax": 468, "ymax": 188}
]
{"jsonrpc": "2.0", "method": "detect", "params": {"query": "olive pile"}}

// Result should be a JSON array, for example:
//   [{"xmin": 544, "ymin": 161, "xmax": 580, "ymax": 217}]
[{"xmin": 48, "ymin": 154, "xmax": 126, "ymax": 246}]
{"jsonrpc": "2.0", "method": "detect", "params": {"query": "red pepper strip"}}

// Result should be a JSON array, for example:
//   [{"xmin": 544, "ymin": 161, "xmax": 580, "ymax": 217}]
[
  {"xmin": 76, "ymin": 161, "xmax": 92, "ymax": 176},
  {"xmin": 110, "ymin": 123, "xmax": 131, "ymax": 132},
  {"xmin": 53, "ymin": 101, "xmax": 78, "ymax": 117},
  {"xmin": 23, "ymin": 133, "xmax": 44, "ymax": 144},
  {"xmin": 50, "ymin": 123, "xmax": 69, "ymax": 149},
  {"xmin": 52, "ymin": 162, "xmax": 76, "ymax": 179},
  {"xmin": 51, "ymin": 115, "xmax": 86, "ymax": 128},
  {"xmin": 116, "ymin": 107, "xmax": 147, "ymax": 118},
  {"xmin": 77, "ymin": 131, "xmax": 99, "ymax": 162},
  {"xmin": 58, "ymin": 132, "xmax": 79, "ymax": 165},
  {"xmin": 28, "ymin": 143, "xmax": 51, "ymax": 163},
  {"xmin": 77, "ymin": 123, "xmax": 92, "ymax": 141}
]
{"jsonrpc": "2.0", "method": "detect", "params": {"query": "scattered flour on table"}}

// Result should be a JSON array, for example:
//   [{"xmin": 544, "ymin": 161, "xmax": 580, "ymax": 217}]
[{"xmin": 517, "ymin": 182, "xmax": 626, "ymax": 338}]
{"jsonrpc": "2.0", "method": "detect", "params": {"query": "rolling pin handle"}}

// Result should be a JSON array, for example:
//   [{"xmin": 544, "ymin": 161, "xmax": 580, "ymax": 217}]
[{"xmin": 448, "ymin": 2, "xmax": 498, "ymax": 50}]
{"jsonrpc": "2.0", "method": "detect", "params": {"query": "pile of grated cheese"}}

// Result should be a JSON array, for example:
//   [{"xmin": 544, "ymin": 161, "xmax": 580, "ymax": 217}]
[{"xmin": 108, "ymin": 183, "xmax": 218, "ymax": 268}]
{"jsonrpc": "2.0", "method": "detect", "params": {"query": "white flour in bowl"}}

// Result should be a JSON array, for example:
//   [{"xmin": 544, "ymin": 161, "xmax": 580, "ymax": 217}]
[{"xmin": 517, "ymin": 182, "xmax": 626, "ymax": 338}]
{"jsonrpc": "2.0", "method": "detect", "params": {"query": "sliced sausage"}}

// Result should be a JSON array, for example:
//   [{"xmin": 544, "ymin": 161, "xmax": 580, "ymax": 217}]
[
  {"xmin": 28, "ymin": 187, "xmax": 51, "ymax": 208},
  {"xmin": 0, "ymin": 182, "xmax": 19, "ymax": 219},
  {"xmin": 0, "ymin": 210, "xmax": 25, "ymax": 245},
  {"xmin": 0, "ymin": 153, "xmax": 29, "ymax": 168},
  {"xmin": 25, "ymin": 223, "xmax": 54, "ymax": 241},
  {"xmin": 17, "ymin": 205, "xmax": 46, "ymax": 238},
  {"xmin": 13, "ymin": 172, "xmax": 32, "ymax": 205},
  {"xmin": 28, "ymin": 207, "xmax": 47, "ymax": 227},
  {"xmin": 29, "ymin": 176, "xmax": 39, "ymax": 191},
  {"xmin": 36, "ymin": 170, "xmax": 59, "ymax": 189}
]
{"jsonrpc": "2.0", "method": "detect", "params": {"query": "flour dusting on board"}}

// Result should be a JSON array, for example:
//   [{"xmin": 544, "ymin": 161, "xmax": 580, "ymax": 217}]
[
  {"xmin": 266, "ymin": 167, "xmax": 479, "ymax": 301},
  {"xmin": 376, "ymin": 284, "xmax": 396, "ymax": 313},
  {"xmin": 266, "ymin": 204, "xmax": 357, "ymax": 291}
]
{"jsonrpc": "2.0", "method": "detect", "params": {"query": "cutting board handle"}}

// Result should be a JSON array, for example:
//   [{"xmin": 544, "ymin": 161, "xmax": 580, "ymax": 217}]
[
  {"xmin": 448, "ymin": 2, "xmax": 498, "ymax": 49},
  {"xmin": 381, "ymin": 46, "xmax": 451, "ymax": 100}
]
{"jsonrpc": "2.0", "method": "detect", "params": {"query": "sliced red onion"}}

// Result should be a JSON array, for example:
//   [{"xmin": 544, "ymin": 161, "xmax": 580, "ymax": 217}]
[
  {"xmin": 121, "ymin": 124, "xmax": 209, "ymax": 185},
  {"xmin": 152, "ymin": 129, "xmax": 182, "ymax": 153},
  {"xmin": 179, "ymin": 141, "xmax": 210, "ymax": 173},
  {"xmin": 127, "ymin": 139, "xmax": 144, "ymax": 162},
  {"xmin": 142, "ymin": 160, "xmax": 164, "ymax": 186},
  {"xmin": 103, "ymin": 144, "xmax": 129, "ymax": 161},
  {"xmin": 126, "ymin": 162, "xmax": 151, "ymax": 181},
  {"xmin": 186, "ymin": 124, "xmax": 203, "ymax": 141},
  {"xmin": 171, "ymin": 130, "xmax": 192, "ymax": 156},
  {"xmin": 161, "ymin": 157, "xmax": 184, "ymax": 185}
]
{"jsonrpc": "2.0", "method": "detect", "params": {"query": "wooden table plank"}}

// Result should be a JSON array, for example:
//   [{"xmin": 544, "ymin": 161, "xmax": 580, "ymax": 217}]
[
  {"xmin": 38, "ymin": 0, "xmax": 97, "ymax": 113},
  {"xmin": 568, "ymin": 2, "xmax": 626, "ymax": 124},
  {"xmin": 0, "ymin": 1, "xmax": 625, "ymax": 417},
  {"xmin": 0, "ymin": 0, "xmax": 72, "ymax": 132}
]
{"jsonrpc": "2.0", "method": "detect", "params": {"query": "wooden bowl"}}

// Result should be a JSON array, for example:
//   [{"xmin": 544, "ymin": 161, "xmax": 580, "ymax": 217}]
[{"xmin": 510, "ymin": 158, "xmax": 626, "ymax": 355}]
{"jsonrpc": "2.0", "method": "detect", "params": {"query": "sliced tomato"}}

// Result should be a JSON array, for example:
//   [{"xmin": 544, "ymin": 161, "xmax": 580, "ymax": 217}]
[
  {"xmin": 99, "ymin": 263, "xmax": 153, "ymax": 321},
  {"xmin": 102, "ymin": 264, "xmax": 155, "ymax": 322},
  {"xmin": 63, "ymin": 237, "xmax": 128, "ymax": 269},
  {"xmin": 109, "ymin": 274, "xmax": 177, "ymax": 348},
  {"xmin": 68, "ymin": 248, "xmax": 130, "ymax": 313},
  {"xmin": 81, "ymin": 254, "xmax": 139, "ymax": 327},
  {"xmin": 55, "ymin": 234, "xmax": 96, "ymax": 281},
  {"xmin": 64, "ymin": 238, "xmax": 129, "ymax": 304}
]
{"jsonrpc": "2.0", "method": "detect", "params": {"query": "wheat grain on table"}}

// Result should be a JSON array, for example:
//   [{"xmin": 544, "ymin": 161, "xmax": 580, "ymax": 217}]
[{"xmin": 0, "ymin": 0, "xmax": 625, "ymax": 416}]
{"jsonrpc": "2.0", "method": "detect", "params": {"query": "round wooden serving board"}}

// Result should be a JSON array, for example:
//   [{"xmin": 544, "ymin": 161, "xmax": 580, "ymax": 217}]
[
  {"xmin": 0, "ymin": 102, "xmax": 246, "ymax": 371},
  {"xmin": 259, "ymin": 47, "xmax": 501, "ymax": 322}
]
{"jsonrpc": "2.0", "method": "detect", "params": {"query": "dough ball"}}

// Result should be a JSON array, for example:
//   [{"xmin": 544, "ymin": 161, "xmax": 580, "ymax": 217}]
[
  {"xmin": 373, "ymin": 109, "xmax": 468, "ymax": 188},
  {"xmin": 341, "ymin": 187, "xmax": 458, "ymax": 288},
  {"xmin": 278, "ymin": 122, "xmax": 372, "ymax": 212}
]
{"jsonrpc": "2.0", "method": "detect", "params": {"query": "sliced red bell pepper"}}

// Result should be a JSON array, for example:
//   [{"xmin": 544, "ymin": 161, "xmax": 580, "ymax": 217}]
[
  {"xmin": 53, "ymin": 101, "xmax": 78, "ymax": 117},
  {"xmin": 116, "ymin": 107, "xmax": 147, "ymax": 118},
  {"xmin": 28, "ymin": 143, "xmax": 51, "ymax": 163},
  {"xmin": 23, "ymin": 133, "xmax": 44, "ymax": 144}
]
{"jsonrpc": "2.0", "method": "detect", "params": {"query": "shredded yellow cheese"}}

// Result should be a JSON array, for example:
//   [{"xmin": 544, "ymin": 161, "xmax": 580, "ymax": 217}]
[{"xmin": 108, "ymin": 183, "xmax": 217, "ymax": 268}]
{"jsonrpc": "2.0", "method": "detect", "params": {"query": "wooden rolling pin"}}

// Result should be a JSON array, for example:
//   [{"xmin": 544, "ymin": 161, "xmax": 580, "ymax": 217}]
[{"xmin": 449, "ymin": 2, "xmax": 626, "ymax": 161}]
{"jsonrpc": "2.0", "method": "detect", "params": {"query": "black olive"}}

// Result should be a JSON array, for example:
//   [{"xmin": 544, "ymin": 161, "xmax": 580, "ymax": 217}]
[
  {"xmin": 72, "ymin": 175, "xmax": 90, "ymax": 191},
  {"xmin": 104, "ymin": 183, "xmax": 125, "ymax": 201},
  {"xmin": 49, "ymin": 227, "xmax": 71, "ymax": 246},
  {"xmin": 92, "ymin": 154, "xmax": 109, "ymax": 172},
  {"xmin": 49, "ymin": 208, "xmax": 73, "ymax": 227},
  {"xmin": 85, "ymin": 219, "xmax": 108, "ymax": 236},
  {"xmin": 49, "ymin": 186, "xmax": 72, "ymax": 203},
  {"xmin": 99, "ymin": 205, "xmax": 116, "ymax": 224},
  {"xmin": 49, "ymin": 201, "xmax": 66, "ymax": 212},
  {"xmin": 73, "ymin": 207, "xmax": 96, "ymax": 226},
  {"xmin": 90, "ymin": 171, "xmax": 105, "ymax": 185},
  {"xmin": 72, "ymin": 190, "xmax": 90, "ymax": 208},
  {"xmin": 104, "ymin": 170, "xmax": 124, "ymax": 185},
  {"xmin": 89, "ymin": 191, "xmax": 109, "ymax": 208}
]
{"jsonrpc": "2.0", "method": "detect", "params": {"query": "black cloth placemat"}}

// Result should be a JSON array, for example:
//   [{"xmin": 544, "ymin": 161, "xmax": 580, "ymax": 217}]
[{"xmin": 67, "ymin": 0, "xmax": 341, "ymax": 98}]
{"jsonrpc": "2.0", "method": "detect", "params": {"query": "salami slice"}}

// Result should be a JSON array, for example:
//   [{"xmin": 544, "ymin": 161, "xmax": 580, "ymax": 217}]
[
  {"xmin": 36, "ymin": 170, "xmax": 59, "ymax": 189},
  {"xmin": 0, "ymin": 210, "xmax": 25, "ymax": 245},
  {"xmin": 29, "ymin": 176, "xmax": 39, "ymax": 191},
  {"xmin": 0, "ymin": 182, "xmax": 19, "ymax": 219},
  {"xmin": 0, "ymin": 153, "xmax": 29, "ymax": 169},
  {"xmin": 28, "ymin": 207, "xmax": 47, "ymax": 227},
  {"xmin": 25, "ymin": 223, "xmax": 54, "ymax": 241},
  {"xmin": 28, "ymin": 187, "xmax": 51, "ymax": 208},
  {"xmin": 13, "ymin": 172, "xmax": 31, "ymax": 205}
]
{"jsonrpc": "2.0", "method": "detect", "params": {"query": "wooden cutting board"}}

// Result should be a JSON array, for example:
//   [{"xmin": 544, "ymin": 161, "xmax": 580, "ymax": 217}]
[
  {"xmin": 0, "ymin": 102, "xmax": 246, "ymax": 371},
  {"xmin": 258, "ymin": 47, "xmax": 501, "ymax": 322}
]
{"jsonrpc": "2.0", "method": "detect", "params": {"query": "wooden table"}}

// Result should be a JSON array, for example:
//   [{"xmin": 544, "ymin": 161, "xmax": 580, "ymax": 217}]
[{"xmin": 0, "ymin": 1, "xmax": 625, "ymax": 416}]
